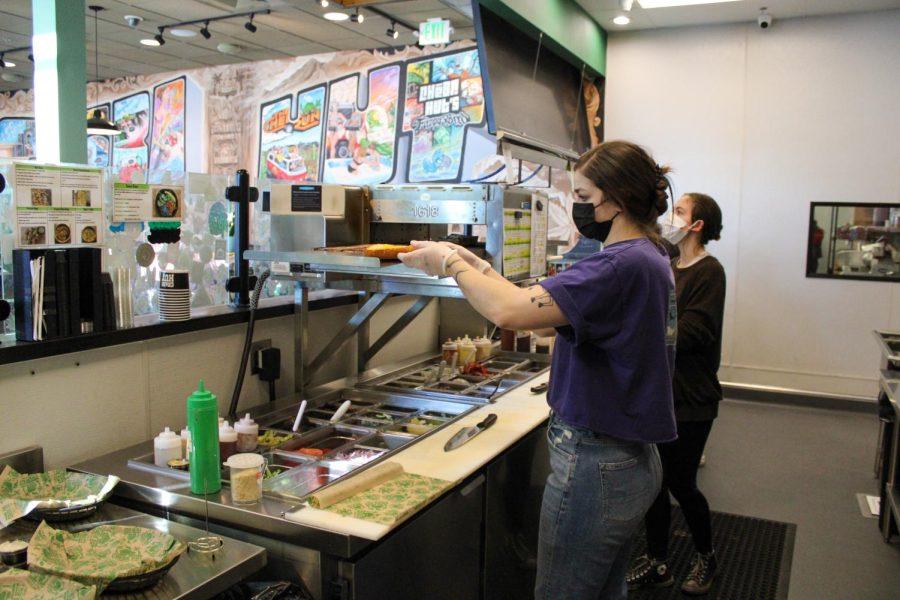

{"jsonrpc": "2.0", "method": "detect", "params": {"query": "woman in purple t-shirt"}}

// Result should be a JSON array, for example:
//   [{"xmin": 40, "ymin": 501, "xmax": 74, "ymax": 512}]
[{"xmin": 399, "ymin": 141, "xmax": 677, "ymax": 600}]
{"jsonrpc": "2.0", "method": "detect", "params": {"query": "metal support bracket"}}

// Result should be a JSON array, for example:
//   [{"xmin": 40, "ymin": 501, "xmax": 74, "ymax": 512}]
[
  {"xmin": 303, "ymin": 292, "xmax": 392, "ymax": 387},
  {"xmin": 364, "ymin": 296, "xmax": 433, "ymax": 366}
]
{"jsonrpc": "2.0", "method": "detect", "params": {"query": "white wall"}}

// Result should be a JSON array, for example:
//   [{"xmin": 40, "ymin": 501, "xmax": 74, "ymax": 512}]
[
  {"xmin": 605, "ymin": 9, "xmax": 900, "ymax": 399},
  {"xmin": 0, "ymin": 297, "xmax": 439, "ymax": 468}
]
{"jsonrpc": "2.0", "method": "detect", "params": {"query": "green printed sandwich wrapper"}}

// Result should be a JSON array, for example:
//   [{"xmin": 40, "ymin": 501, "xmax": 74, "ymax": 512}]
[
  {"xmin": 26, "ymin": 522, "xmax": 185, "ymax": 591},
  {"xmin": 0, "ymin": 467, "xmax": 118, "ymax": 528},
  {"xmin": 0, "ymin": 568, "xmax": 97, "ymax": 600},
  {"xmin": 326, "ymin": 473, "xmax": 450, "ymax": 526}
]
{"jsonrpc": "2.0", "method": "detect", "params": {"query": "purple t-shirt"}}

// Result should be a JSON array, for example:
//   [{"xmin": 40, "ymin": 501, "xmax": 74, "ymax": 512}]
[{"xmin": 541, "ymin": 237, "xmax": 677, "ymax": 443}]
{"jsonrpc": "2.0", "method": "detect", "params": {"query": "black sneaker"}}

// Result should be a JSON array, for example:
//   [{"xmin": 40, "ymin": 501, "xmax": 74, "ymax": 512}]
[
  {"xmin": 681, "ymin": 551, "xmax": 717, "ymax": 595},
  {"xmin": 626, "ymin": 554, "xmax": 674, "ymax": 589}
]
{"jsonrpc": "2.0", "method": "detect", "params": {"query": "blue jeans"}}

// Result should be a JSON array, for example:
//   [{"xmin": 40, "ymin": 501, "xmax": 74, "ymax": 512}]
[{"xmin": 535, "ymin": 416, "xmax": 663, "ymax": 600}]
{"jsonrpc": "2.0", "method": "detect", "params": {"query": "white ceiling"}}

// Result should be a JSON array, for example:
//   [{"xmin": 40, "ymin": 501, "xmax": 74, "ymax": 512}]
[
  {"xmin": 578, "ymin": 0, "xmax": 900, "ymax": 31},
  {"xmin": 0, "ymin": 0, "xmax": 474, "ymax": 92}
]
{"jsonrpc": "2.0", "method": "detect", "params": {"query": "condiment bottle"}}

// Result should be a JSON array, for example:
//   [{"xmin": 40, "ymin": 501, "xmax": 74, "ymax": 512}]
[
  {"xmin": 180, "ymin": 427, "xmax": 192, "ymax": 458},
  {"xmin": 219, "ymin": 421, "xmax": 238, "ymax": 462},
  {"xmin": 187, "ymin": 380, "xmax": 222, "ymax": 495},
  {"xmin": 441, "ymin": 339, "xmax": 458, "ymax": 365},
  {"xmin": 154, "ymin": 427, "xmax": 182, "ymax": 467},
  {"xmin": 235, "ymin": 413, "xmax": 259, "ymax": 453},
  {"xmin": 516, "ymin": 330, "xmax": 532, "ymax": 353},
  {"xmin": 458, "ymin": 335, "xmax": 476, "ymax": 368},
  {"xmin": 474, "ymin": 337, "xmax": 493, "ymax": 362},
  {"xmin": 224, "ymin": 453, "xmax": 266, "ymax": 505}
]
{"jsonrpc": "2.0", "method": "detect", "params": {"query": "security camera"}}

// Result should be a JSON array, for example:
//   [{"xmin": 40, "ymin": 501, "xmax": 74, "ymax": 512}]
[
  {"xmin": 757, "ymin": 9, "xmax": 772, "ymax": 29},
  {"xmin": 124, "ymin": 15, "xmax": 143, "ymax": 28}
]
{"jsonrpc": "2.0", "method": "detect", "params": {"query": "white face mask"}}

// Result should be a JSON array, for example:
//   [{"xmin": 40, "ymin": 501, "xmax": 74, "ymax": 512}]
[{"xmin": 660, "ymin": 214, "xmax": 691, "ymax": 245}]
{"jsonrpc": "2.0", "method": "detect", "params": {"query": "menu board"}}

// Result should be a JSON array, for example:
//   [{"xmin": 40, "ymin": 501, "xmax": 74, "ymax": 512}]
[
  {"xmin": 112, "ymin": 183, "xmax": 184, "ymax": 222},
  {"xmin": 13, "ymin": 163, "xmax": 104, "ymax": 248},
  {"xmin": 503, "ymin": 207, "xmax": 532, "ymax": 279}
]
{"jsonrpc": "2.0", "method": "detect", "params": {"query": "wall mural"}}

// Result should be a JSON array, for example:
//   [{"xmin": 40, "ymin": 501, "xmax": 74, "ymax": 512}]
[
  {"xmin": 112, "ymin": 92, "xmax": 150, "ymax": 183},
  {"xmin": 87, "ymin": 104, "xmax": 112, "ymax": 168},
  {"xmin": 402, "ymin": 48, "xmax": 485, "ymax": 182},
  {"xmin": 0, "ymin": 41, "xmax": 605, "ymax": 246},
  {"xmin": 149, "ymin": 77, "xmax": 186, "ymax": 180},
  {"xmin": 322, "ymin": 65, "xmax": 401, "ymax": 185},
  {"xmin": 258, "ymin": 86, "xmax": 325, "ymax": 183},
  {"xmin": 0, "ymin": 117, "xmax": 35, "ymax": 158}
]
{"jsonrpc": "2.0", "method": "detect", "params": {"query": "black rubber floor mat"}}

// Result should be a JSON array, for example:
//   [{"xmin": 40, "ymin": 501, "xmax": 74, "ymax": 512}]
[{"xmin": 629, "ymin": 509, "xmax": 796, "ymax": 600}]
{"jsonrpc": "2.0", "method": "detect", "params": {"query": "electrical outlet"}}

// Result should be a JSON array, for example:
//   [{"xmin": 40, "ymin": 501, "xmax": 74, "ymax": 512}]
[{"xmin": 250, "ymin": 339, "xmax": 272, "ymax": 374}]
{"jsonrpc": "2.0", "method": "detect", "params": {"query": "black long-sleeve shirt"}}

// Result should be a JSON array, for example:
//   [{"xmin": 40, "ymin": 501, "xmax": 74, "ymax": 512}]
[{"xmin": 672, "ymin": 255, "xmax": 726, "ymax": 421}]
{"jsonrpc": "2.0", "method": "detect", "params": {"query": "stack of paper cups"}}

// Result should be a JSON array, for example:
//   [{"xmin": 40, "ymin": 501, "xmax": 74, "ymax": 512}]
[
  {"xmin": 114, "ymin": 267, "xmax": 134, "ymax": 329},
  {"xmin": 158, "ymin": 270, "xmax": 190, "ymax": 322}
]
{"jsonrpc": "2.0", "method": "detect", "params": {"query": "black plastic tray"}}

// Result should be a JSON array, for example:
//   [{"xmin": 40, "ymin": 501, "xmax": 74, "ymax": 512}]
[{"xmin": 103, "ymin": 554, "xmax": 180, "ymax": 594}]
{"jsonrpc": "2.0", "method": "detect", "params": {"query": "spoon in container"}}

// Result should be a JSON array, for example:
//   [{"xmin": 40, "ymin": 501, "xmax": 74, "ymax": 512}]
[
  {"xmin": 292, "ymin": 400, "xmax": 308, "ymax": 433},
  {"xmin": 330, "ymin": 400, "xmax": 352, "ymax": 423}
]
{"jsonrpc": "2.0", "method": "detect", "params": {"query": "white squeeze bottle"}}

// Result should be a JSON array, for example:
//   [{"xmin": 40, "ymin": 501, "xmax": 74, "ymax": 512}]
[
  {"xmin": 235, "ymin": 413, "xmax": 259, "ymax": 452},
  {"xmin": 180, "ymin": 427, "xmax": 192, "ymax": 458},
  {"xmin": 154, "ymin": 427, "xmax": 182, "ymax": 467}
]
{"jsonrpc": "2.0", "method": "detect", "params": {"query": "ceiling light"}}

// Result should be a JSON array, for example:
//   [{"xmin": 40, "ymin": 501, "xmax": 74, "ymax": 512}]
[
  {"xmin": 123, "ymin": 15, "xmax": 143, "ymax": 28},
  {"xmin": 638, "ymin": 0, "xmax": 742, "ymax": 7},
  {"xmin": 0, "ymin": 56, "xmax": 14, "ymax": 68},
  {"xmin": 613, "ymin": 15, "xmax": 631, "ymax": 25},
  {"xmin": 217, "ymin": 42, "xmax": 243, "ymax": 55},
  {"xmin": 350, "ymin": 9, "xmax": 364, "ymax": 24},
  {"xmin": 244, "ymin": 14, "xmax": 257, "ymax": 33},
  {"xmin": 200, "ymin": 21, "xmax": 211, "ymax": 39},
  {"xmin": 87, "ymin": 6, "xmax": 119, "ymax": 136},
  {"xmin": 318, "ymin": 0, "xmax": 329, "ymax": 7},
  {"xmin": 140, "ymin": 37, "xmax": 160, "ymax": 46},
  {"xmin": 154, "ymin": 28, "xmax": 166, "ymax": 46},
  {"xmin": 387, "ymin": 22, "xmax": 399, "ymax": 39},
  {"xmin": 323, "ymin": 12, "xmax": 349, "ymax": 21},
  {"xmin": 170, "ymin": 28, "xmax": 197, "ymax": 37}
]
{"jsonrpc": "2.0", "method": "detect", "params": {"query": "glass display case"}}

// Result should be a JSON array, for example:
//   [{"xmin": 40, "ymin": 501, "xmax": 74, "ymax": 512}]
[{"xmin": 807, "ymin": 202, "xmax": 900, "ymax": 281}]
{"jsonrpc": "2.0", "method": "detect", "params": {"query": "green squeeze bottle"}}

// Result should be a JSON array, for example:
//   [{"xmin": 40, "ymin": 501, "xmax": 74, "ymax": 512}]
[{"xmin": 187, "ymin": 380, "xmax": 222, "ymax": 495}]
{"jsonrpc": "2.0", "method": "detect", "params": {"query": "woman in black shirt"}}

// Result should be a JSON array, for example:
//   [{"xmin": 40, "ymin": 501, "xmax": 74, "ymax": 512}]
[{"xmin": 627, "ymin": 193, "xmax": 725, "ymax": 595}]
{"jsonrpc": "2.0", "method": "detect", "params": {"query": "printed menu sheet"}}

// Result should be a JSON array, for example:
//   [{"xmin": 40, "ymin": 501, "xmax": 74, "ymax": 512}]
[
  {"xmin": 14, "ymin": 163, "xmax": 104, "ymax": 248},
  {"xmin": 112, "ymin": 183, "xmax": 184, "ymax": 222},
  {"xmin": 503, "ymin": 208, "xmax": 532, "ymax": 279},
  {"xmin": 529, "ymin": 193, "xmax": 549, "ymax": 278}
]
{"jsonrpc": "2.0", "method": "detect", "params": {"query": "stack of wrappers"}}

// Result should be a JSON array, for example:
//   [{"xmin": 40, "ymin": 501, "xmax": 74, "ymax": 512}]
[{"xmin": 0, "ymin": 467, "xmax": 119, "ymax": 528}]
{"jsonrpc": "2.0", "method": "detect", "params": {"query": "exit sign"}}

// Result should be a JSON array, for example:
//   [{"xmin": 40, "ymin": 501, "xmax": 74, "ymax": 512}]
[{"xmin": 418, "ymin": 18, "xmax": 450, "ymax": 46}]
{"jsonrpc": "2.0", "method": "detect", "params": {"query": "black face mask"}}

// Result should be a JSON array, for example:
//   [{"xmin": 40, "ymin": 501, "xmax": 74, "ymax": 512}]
[{"xmin": 572, "ymin": 202, "xmax": 618, "ymax": 242}]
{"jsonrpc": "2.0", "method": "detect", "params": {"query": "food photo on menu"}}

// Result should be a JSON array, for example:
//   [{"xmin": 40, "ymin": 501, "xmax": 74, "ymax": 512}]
[
  {"xmin": 30, "ymin": 187, "xmax": 52, "ymax": 206},
  {"xmin": 152, "ymin": 187, "xmax": 181, "ymax": 218},
  {"xmin": 54, "ymin": 223, "xmax": 71, "ymax": 245},
  {"xmin": 73, "ymin": 189, "xmax": 92, "ymax": 207},
  {"xmin": 80, "ymin": 225, "xmax": 98, "ymax": 244},
  {"xmin": 20, "ymin": 225, "xmax": 46, "ymax": 245}
]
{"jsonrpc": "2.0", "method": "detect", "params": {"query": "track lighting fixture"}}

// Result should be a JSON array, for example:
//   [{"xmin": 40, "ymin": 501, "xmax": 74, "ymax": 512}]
[
  {"xmin": 350, "ymin": 9, "xmax": 364, "ymax": 24},
  {"xmin": 155, "ymin": 27, "xmax": 166, "ymax": 45},
  {"xmin": 0, "ymin": 54, "xmax": 8, "ymax": 69},
  {"xmin": 200, "ymin": 21, "xmax": 211, "ymax": 39},
  {"xmin": 244, "ymin": 14, "xmax": 257, "ymax": 33},
  {"xmin": 318, "ymin": 0, "xmax": 329, "ymax": 7},
  {"xmin": 386, "ymin": 22, "xmax": 399, "ymax": 39}
]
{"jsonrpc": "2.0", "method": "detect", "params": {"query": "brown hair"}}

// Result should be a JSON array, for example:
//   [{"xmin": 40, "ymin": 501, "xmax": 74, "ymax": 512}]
[
  {"xmin": 574, "ymin": 140, "xmax": 673, "ymax": 242},
  {"xmin": 684, "ymin": 192, "xmax": 723, "ymax": 245}
]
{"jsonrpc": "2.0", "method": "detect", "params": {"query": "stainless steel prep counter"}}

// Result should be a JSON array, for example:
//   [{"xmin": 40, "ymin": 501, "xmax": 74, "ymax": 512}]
[{"xmin": 0, "ymin": 503, "xmax": 266, "ymax": 599}]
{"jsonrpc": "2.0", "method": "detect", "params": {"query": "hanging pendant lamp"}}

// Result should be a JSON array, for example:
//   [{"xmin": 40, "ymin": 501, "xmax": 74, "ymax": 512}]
[{"xmin": 86, "ymin": 5, "xmax": 119, "ymax": 136}]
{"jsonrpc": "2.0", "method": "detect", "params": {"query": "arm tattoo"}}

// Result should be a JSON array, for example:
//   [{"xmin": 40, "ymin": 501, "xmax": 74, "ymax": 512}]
[{"xmin": 530, "ymin": 291, "xmax": 555, "ymax": 308}]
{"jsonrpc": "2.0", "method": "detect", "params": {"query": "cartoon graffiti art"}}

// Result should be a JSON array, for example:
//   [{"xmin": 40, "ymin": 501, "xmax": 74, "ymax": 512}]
[
  {"xmin": 402, "ymin": 48, "xmax": 485, "ymax": 182},
  {"xmin": 0, "ymin": 118, "xmax": 35, "ymax": 158},
  {"xmin": 149, "ymin": 77, "xmax": 186, "ymax": 177},
  {"xmin": 258, "ymin": 86, "xmax": 324, "ymax": 183},
  {"xmin": 112, "ymin": 92, "xmax": 150, "ymax": 183},
  {"xmin": 323, "ymin": 65, "xmax": 400, "ymax": 186}
]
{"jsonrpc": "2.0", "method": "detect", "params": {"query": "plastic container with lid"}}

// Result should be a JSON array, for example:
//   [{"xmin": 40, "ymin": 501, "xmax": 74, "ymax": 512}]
[
  {"xmin": 474, "ymin": 337, "xmax": 493, "ymax": 362},
  {"xmin": 441, "ymin": 339, "xmax": 458, "ymax": 366},
  {"xmin": 224, "ymin": 453, "xmax": 266, "ymax": 505},
  {"xmin": 219, "ymin": 421, "xmax": 238, "ymax": 462},
  {"xmin": 457, "ymin": 335, "xmax": 476, "ymax": 368},
  {"xmin": 187, "ymin": 380, "xmax": 221, "ymax": 495},
  {"xmin": 154, "ymin": 427, "xmax": 182, "ymax": 467},
  {"xmin": 516, "ymin": 330, "xmax": 532, "ymax": 353},
  {"xmin": 235, "ymin": 413, "xmax": 259, "ymax": 452}
]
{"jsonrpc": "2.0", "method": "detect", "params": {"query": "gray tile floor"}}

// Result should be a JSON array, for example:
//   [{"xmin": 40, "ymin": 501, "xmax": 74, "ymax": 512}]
[{"xmin": 700, "ymin": 400, "xmax": 900, "ymax": 599}]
